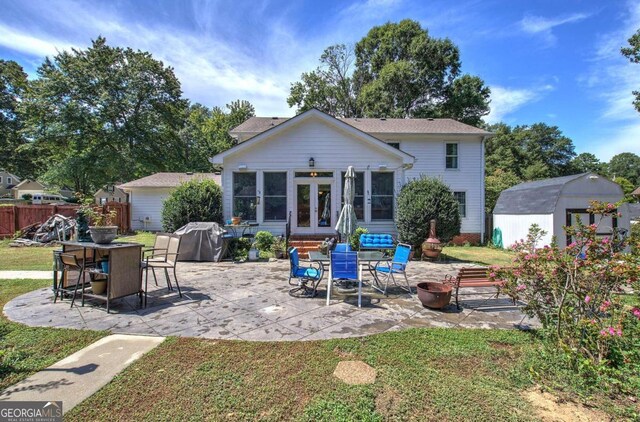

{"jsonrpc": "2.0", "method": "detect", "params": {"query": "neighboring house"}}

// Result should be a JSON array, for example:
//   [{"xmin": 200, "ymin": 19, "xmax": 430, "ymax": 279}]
[
  {"xmin": 211, "ymin": 108, "xmax": 493, "ymax": 243},
  {"xmin": 629, "ymin": 203, "xmax": 640, "ymax": 224},
  {"xmin": 0, "ymin": 170, "xmax": 20, "ymax": 198},
  {"xmin": 12, "ymin": 179, "xmax": 46, "ymax": 199},
  {"xmin": 119, "ymin": 173, "xmax": 221, "ymax": 231},
  {"xmin": 94, "ymin": 185, "xmax": 129, "ymax": 205},
  {"xmin": 493, "ymin": 173, "xmax": 630, "ymax": 248},
  {"xmin": 633, "ymin": 186, "xmax": 640, "ymax": 200}
]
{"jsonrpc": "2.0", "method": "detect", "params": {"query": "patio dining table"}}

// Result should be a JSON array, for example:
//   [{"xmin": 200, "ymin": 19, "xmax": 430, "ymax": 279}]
[{"xmin": 308, "ymin": 251, "xmax": 390, "ymax": 305}]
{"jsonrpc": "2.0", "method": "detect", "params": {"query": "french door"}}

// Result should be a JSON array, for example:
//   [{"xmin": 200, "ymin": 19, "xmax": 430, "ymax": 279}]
[{"xmin": 295, "ymin": 180, "xmax": 333, "ymax": 234}]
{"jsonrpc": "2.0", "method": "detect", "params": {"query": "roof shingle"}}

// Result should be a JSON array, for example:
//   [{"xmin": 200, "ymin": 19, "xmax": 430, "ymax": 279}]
[{"xmin": 119, "ymin": 173, "xmax": 220, "ymax": 189}]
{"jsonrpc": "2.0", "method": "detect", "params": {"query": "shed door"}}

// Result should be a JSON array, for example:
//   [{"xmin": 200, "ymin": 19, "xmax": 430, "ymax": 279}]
[{"xmin": 565, "ymin": 208, "xmax": 617, "ymax": 246}]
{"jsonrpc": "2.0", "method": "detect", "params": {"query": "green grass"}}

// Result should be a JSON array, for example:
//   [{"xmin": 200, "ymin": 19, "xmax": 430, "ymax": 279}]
[
  {"xmin": 442, "ymin": 245, "xmax": 515, "ymax": 266},
  {"xmin": 0, "ymin": 231, "xmax": 156, "ymax": 271},
  {"xmin": 0, "ymin": 279, "xmax": 105, "ymax": 390}
]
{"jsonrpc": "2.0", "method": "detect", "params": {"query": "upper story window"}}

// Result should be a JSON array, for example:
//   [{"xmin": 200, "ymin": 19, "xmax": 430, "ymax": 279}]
[
  {"xmin": 453, "ymin": 192, "xmax": 466, "ymax": 218},
  {"xmin": 371, "ymin": 172, "xmax": 394, "ymax": 220},
  {"xmin": 341, "ymin": 171, "xmax": 364, "ymax": 220},
  {"xmin": 0, "ymin": 176, "xmax": 3, "ymax": 184},
  {"xmin": 233, "ymin": 172, "xmax": 257, "ymax": 220},
  {"xmin": 263, "ymin": 172, "xmax": 287, "ymax": 221},
  {"xmin": 6, "ymin": 177, "xmax": 10, "ymax": 184},
  {"xmin": 445, "ymin": 143, "xmax": 458, "ymax": 169}
]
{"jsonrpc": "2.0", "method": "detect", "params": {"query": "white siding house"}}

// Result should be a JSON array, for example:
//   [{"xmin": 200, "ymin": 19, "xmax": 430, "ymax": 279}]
[
  {"xmin": 212, "ymin": 109, "xmax": 492, "ymax": 243},
  {"xmin": 493, "ymin": 173, "xmax": 630, "ymax": 248},
  {"xmin": 119, "ymin": 173, "xmax": 221, "ymax": 231}
]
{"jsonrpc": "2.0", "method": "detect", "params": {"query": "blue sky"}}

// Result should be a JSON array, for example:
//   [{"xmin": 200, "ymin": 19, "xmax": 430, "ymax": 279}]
[{"xmin": 1, "ymin": 0, "xmax": 639, "ymax": 160}]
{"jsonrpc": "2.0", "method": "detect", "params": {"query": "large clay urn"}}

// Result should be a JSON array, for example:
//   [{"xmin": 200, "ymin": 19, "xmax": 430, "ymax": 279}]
[{"xmin": 421, "ymin": 219, "xmax": 442, "ymax": 259}]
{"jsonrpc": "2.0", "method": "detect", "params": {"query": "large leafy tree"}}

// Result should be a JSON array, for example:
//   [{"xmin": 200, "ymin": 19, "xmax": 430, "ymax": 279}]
[
  {"xmin": 0, "ymin": 60, "xmax": 33, "ymax": 177},
  {"xmin": 485, "ymin": 169, "xmax": 520, "ymax": 213},
  {"xmin": 621, "ymin": 29, "xmax": 640, "ymax": 112},
  {"xmin": 21, "ymin": 37, "xmax": 188, "ymax": 194},
  {"xmin": 288, "ymin": 20, "xmax": 490, "ymax": 125},
  {"xmin": 570, "ymin": 152, "xmax": 606, "ymax": 175},
  {"xmin": 607, "ymin": 152, "xmax": 640, "ymax": 186}
]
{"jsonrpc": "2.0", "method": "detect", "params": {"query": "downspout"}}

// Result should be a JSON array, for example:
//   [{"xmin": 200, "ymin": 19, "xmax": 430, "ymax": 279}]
[{"xmin": 480, "ymin": 136, "xmax": 487, "ymax": 244}]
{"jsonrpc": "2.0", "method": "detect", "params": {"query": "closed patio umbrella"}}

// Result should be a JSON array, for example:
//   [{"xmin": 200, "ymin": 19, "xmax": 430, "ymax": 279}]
[{"xmin": 335, "ymin": 166, "xmax": 358, "ymax": 242}]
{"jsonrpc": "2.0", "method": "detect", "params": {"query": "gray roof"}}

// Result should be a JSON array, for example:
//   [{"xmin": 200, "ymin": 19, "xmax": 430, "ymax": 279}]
[
  {"xmin": 493, "ymin": 173, "xmax": 589, "ymax": 214},
  {"xmin": 119, "ymin": 173, "xmax": 221, "ymax": 189},
  {"xmin": 230, "ymin": 116, "xmax": 492, "ymax": 137},
  {"xmin": 629, "ymin": 203, "xmax": 640, "ymax": 220}
]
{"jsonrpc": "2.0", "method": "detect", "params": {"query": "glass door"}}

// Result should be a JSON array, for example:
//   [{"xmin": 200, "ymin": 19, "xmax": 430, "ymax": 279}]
[
  {"xmin": 296, "ymin": 184, "xmax": 311, "ymax": 229},
  {"xmin": 295, "ymin": 181, "xmax": 333, "ymax": 233},
  {"xmin": 317, "ymin": 183, "xmax": 332, "ymax": 229}
]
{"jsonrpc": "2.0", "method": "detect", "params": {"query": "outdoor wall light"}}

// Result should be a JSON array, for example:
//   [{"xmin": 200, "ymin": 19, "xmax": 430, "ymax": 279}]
[
  {"xmin": 308, "ymin": 157, "xmax": 315, "ymax": 167},
  {"xmin": 238, "ymin": 164, "xmax": 247, "ymax": 170}
]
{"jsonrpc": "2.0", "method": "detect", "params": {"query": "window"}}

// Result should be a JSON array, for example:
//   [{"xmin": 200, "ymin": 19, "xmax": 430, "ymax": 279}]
[
  {"xmin": 371, "ymin": 172, "xmax": 394, "ymax": 220},
  {"xmin": 386, "ymin": 142, "xmax": 400, "ymax": 149},
  {"xmin": 445, "ymin": 143, "xmax": 458, "ymax": 169},
  {"xmin": 0, "ymin": 176, "xmax": 3, "ymax": 183},
  {"xmin": 233, "ymin": 172, "xmax": 257, "ymax": 220},
  {"xmin": 341, "ymin": 171, "xmax": 364, "ymax": 220},
  {"xmin": 264, "ymin": 172, "xmax": 287, "ymax": 221},
  {"xmin": 453, "ymin": 192, "xmax": 466, "ymax": 218},
  {"xmin": 6, "ymin": 177, "xmax": 11, "ymax": 185}
]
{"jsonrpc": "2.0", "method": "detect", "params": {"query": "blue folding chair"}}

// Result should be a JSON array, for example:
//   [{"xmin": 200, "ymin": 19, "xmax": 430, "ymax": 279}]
[
  {"xmin": 288, "ymin": 247, "xmax": 323, "ymax": 298},
  {"xmin": 373, "ymin": 243, "xmax": 413, "ymax": 297},
  {"xmin": 334, "ymin": 243, "xmax": 353, "ymax": 252},
  {"xmin": 327, "ymin": 250, "xmax": 363, "ymax": 307}
]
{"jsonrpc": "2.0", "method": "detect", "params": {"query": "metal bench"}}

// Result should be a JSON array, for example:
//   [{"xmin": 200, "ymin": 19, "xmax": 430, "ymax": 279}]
[{"xmin": 445, "ymin": 267, "xmax": 507, "ymax": 309}]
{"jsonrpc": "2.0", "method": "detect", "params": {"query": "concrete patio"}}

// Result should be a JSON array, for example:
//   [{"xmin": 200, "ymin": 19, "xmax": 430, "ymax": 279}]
[{"xmin": 4, "ymin": 260, "xmax": 538, "ymax": 341}]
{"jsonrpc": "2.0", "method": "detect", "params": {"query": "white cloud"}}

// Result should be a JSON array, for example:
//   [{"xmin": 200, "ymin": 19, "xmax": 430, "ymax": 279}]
[
  {"xmin": 585, "ymin": 122, "xmax": 640, "ymax": 161},
  {"xmin": 519, "ymin": 13, "xmax": 589, "ymax": 46},
  {"xmin": 486, "ymin": 84, "xmax": 554, "ymax": 123},
  {"xmin": 0, "ymin": 24, "xmax": 75, "ymax": 57}
]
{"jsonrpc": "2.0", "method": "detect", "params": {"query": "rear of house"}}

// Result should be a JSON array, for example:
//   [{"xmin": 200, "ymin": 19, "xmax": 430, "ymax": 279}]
[{"xmin": 212, "ymin": 109, "xmax": 491, "ymax": 243}]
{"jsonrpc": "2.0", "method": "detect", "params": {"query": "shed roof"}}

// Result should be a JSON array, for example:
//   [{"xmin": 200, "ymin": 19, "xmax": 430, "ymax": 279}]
[
  {"xmin": 633, "ymin": 186, "xmax": 640, "ymax": 196},
  {"xmin": 230, "ymin": 116, "xmax": 492, "ymax": 137},
  {"xmin": 118, "ymin": 173, "xmax": 220, "ymax": 189},
  {"xmin": 493, "ymin": 173, "xmax": 590, "ymax": 214}
]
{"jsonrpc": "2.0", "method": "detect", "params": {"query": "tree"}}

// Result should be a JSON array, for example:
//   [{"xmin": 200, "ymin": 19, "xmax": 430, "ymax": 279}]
[
  {"xmin": 288, "ymin": 20, "xmax": 491, "ymax": 125},
  {"xmin": 608, "ymin": 152, "xmax": 640, "ymax": 186},
  {"xmin": 21, "ymin": 37, "xmax": 188, "ymax": 194},
  {"xmin": 612, "ymin": 176, "xmax": 637, "ymax": 203},
  {"xmin": 621, "ymin": 29, "xmax": 640, "ymax": 112},
  {"xmin": 161, "ymin": 178, "xmax": 223, "ymax": 232},
  {"xmin": 570, "ymin": 152, "xmax": 606, "ymax": 174},
  {"xmin": 485, "ymin": 169, "xmax": 521, "ymax": 213},
  {"xmin": 0, "ymin": 60, "xmax": 33, "ymax": 177}
]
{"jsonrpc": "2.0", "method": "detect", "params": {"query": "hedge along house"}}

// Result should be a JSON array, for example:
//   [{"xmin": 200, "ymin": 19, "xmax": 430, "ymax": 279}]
[
  {"xmin": 211, "ymin": 109, "xmax": 493, "ymax": 242},
  {"xmin": 493, "ymin": 173, "xmax": 631, "ymax": 248},
  {"xmin": 119, "ymin": 172, "xmax": 220, "ymax": 231}
]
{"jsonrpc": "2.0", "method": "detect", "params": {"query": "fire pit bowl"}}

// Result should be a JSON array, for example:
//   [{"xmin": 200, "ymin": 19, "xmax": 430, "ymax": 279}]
[{"xmin": 416, "ymin": 282, "xmax": 452, "ymax": 309}]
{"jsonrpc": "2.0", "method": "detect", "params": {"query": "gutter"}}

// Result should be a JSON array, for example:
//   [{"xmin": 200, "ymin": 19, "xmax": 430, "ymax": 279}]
[{"xmin": 480, "ymin": 135, "xmax": 488, "ymax": 244}]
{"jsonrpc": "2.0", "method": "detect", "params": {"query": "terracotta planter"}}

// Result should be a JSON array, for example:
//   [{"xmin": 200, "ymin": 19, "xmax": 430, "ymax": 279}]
[
  {"xmin": 90, "ymin": 280, "xmax": 107, "ymax": 295},
  {"xmin": 231, "ymin": 216, "xmax": 242, "ymax": 225},
  {"xmin": 89, "ymin": 226, "xmax": 118, "ymax": 244},
  {"xmin": 416, "ymin": 282, "xmax": 452, "ymax": 309}
]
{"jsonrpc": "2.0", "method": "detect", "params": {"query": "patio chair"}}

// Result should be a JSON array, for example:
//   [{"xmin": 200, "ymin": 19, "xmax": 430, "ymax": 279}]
[
  {"xmin": 288, "ymin": 247, "xmax": 323, "ymax": 298},
  {"xmin": 328, "ymin": 250, "xmax": 362, "ymax": 307},
  {"xmin": 359, "ymin": 233, "xmax": 394, "ymax": 251},
  {"xmin": 60, "ymin": 253, "xmax": 93, "ymax": 308},
  {"xmin": 142, "ymin": 234, "xmax": 182, "ymax": 306},
  {"xmin": 334, "ymin": 243, "xmax": 353, "ymax": 252},
  {"xmin": 372, "ymin": 243, "xmax": 413, "ymax": 297},
  {"xmin": 143, "ymin": 233, "xmax": 171, "ymax": 285}
]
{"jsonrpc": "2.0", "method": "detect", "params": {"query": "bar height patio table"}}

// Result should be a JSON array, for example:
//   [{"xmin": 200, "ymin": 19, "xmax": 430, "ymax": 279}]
[{"xmin": 60, "ymin": 241, "xmax": 144, "ymax": 312}]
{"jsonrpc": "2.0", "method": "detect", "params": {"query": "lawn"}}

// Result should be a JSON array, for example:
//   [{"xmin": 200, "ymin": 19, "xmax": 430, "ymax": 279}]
[
  {"xmin": 0, "ymin": 278, "xmax": 105, "ymax": 390},
  {"xmin": 0, "ymin": 232, "xmax": 156, "ymax": 271},
  {"xmin": 442, "ymin": 245, "xmax": 514, "ymax": 266}
]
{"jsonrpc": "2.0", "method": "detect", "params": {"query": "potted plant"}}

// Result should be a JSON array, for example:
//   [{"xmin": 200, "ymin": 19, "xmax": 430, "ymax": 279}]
[
  {"xmin": 248, "ymin": 241, "xmax": 259, "ymax": 261},
  {"xmin": 86, "ymin": 207, "xmax": 118, "ymax": 244},
  {"xmin": 270, "ymin": 236, "xmax": 287, "ymax": 259}
]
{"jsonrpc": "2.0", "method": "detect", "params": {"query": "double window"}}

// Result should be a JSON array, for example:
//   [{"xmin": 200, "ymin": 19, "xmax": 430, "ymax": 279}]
[
  {"xmin": 264, "ymin": 172, "xmax": 287, "ymax": 221},
  {"xmin": 453, "ymin": 192, "xmax": 466, "ymax": 218},
  {"xmin": 446, "ymin": 143, "xmax": 458, "ymax": 169},
  {"xmin": 341, "ymin": 171, "xmax": 364, "ymax": 220},
  {"xmin": 233, "ymin": 172, "xmax": 257, "ymax": 220},
  {"xmin": 371, "ymin": 172, "xmax": 394, "ymax": 220}
]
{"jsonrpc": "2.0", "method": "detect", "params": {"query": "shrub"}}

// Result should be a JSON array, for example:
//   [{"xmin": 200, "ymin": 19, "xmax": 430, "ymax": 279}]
[
  {"xmin": 631, "ymin": 222, "xmax": 640, "ymax": 255},
  {"xmin": 21, "ymin": 194, "xmax": 32, "ymax": 201},
  {"xmin": 254, "ymin": 231, "xmax": 275, "ymax": 252},
  {"xmin": 395, "ymin": 176, "xmax": 461, "ymax": 249},
  {"xmin": 161, "ymin": 178, "xmax": 222, "ymax": 232},
  {"xmin": 492, "ymin": 202, "xmax": 640, "ymax": 391},
  {"xmin": 349, "ymin": 227, "xmax": 369, "ymax": 250}
]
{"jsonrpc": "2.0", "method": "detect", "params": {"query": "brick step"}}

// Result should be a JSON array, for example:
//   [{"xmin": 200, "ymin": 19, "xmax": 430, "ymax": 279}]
[{"xmin": 288, "ymin": 241, "xmax": 324, "ymax": 247}]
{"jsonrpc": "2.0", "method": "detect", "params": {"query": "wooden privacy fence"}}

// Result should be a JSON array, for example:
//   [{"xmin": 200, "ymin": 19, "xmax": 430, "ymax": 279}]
[{"xmin": 0, "ymin": 202, "xmax": 130, "ymax": 238}]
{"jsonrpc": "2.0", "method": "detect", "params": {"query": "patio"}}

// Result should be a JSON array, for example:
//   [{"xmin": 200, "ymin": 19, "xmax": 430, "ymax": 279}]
[{"xmin": 4, "ymin": 260, "xmax": 538, "ymax": 341}]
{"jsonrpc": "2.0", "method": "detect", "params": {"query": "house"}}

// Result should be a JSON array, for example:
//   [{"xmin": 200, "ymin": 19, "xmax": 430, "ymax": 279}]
[
  {"xmin": 119, "ymin": 173, "xmax": 221, "ymax": 231},
  {"xmin": 211, "ymin": 108, "xmax": 492, "ymax": 243},
  {"xmin": 11, "ymin": 179, "xmax": 46, "ymax": 199},
  {"xmin": 0, "ymin": 170, "xmax": 20, "ymax": 198},
  {"xmin": 493, "ymin": 173, "xmax": 630, "ymax": 248},
  {"xmin": 94, "ymin": 185, "xmax": 129, "ymax": 205}
]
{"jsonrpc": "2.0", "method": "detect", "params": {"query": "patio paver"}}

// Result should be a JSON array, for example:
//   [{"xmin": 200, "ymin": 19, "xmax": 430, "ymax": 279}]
[{"xmin": 3, "ymin": 260, "xmax": 538, "ymax": 341}]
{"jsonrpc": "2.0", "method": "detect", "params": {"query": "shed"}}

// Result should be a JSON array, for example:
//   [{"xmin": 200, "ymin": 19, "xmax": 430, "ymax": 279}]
[
  {"xmin": 11, "ymin": 179, "xmax": 46, "ymax": 199},
  {"xmin": 119, "ymin": 172, "xmax": 221, "ymax": 231},
  {"xmin": 493, "ymin": 173, "xmax": 630, "ymax": 248}
]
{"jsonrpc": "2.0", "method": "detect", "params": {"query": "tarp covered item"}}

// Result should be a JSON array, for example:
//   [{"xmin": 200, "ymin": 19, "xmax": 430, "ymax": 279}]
[{"xmin": 174, "ymin": 222, "xmax": 226, "ymax": 262}]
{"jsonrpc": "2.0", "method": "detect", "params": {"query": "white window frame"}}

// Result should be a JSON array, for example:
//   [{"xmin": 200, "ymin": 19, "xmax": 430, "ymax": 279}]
[
  {"xmin": 370, "ymin": 171, "xmax": 394, "ymax": 221},
  {"xmin": 232, "ymin": 171, "xmax": 257, "ymax": 221},
  {"xmin": 445, "ymin": 142, "xmax": 459, "ymax": 170},
  {"xmin": 263, "ymin": 171, "xmax": 287, "ymax": 222},
  {"xmin": 0, "ymin": 176, "xmax": 3, "ymax": 184},
  {"xmin": 453, "ymin": 191, "xmax": 466, "ymax": 218}
]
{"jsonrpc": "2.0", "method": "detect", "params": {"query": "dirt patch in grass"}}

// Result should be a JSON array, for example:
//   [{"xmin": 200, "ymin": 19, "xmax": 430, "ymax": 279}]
[{"xmin": 523, "ymin": 387, "xmax": 608, "ymax": 422}]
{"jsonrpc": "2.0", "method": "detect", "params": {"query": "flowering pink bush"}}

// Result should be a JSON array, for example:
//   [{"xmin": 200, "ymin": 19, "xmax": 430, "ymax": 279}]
[{"xmin": 491, "ymin": 201, "xmax": 640, "ymax": 378}]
